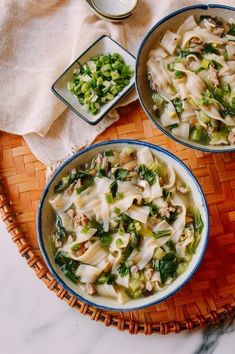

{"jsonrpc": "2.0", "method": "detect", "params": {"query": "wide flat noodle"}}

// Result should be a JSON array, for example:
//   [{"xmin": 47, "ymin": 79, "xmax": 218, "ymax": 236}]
[
  {"xmin": 113, "ymin": 270, "xmax": 130, "ymax": 288},
  {"xmin": 96, "ymin": 284, "xmax": 117, "ymax": 298},
  {"xmin": 172, "ymin": 122, "xmax": 190, "ymax": 140},
  {"xmin": 226, "ymin": 44, "xmax": 235, "ymax": 60},
  {"xmin": 153, "ymin": 220, "xmax": 175, "ymax": 246},
  {"xmin": 109, "ymin": 233, "xmax": 130, "ymax": 253},
  {"xmin": 49, "ymin": 192, "xmax": 74, "ymax": 213},
  {"xmin": 150, "ymin": 176, "xmax": 163, "ymax": 201},
  {"xmin": 110, "ymin": 194, "xmax": 141, "ymax": 214},
  {"xmin": 137, "ymin": 146, "xmax": 154, "ymax": 166},
  {"xmin": 77, "ymin": 240, "xmax": 107, "ymax": 265},
  {"xmin": 164, "ymin": 165, "xmax": 176, "ymax": 190},
  {"xmin": 204, "ymin": 53, "xmax": 230, "ymax": 76},
  {"xmin": 129, "ymin": 237, "xmax": 158, "ymax": 270},
  {"xmin": 160, "ymin": 99, "xmax": 179, "ymax": 127},
  {"xmin": 174, "ymin": 63, "xmax": 206, "ymax": 102},
  {"xmin": 177, "ymin": 15, "xmax": 197, "ymax": 37},
  {"xmin": 117, "ymin": 180, "xmax": 139, "ymax": 195},
  {"xmin": 171, "ymin": 195, "xmax": 186, "ymax": 243},
  {"xmin": 160, "ymin": 30, "xmax": 181, "ymax": 55},
  {"xmin": 76, "ymin": 264, "xmax": 101, "ymax": 283},
  {"xmin": 182, "ymin": 26, "xmax": 223, "ymax": 48},
  {"xmin": 59, "ymin": 212, "xmax": 74, "ymax": 231},
  {"xmin": 76, "ymin": 226, "xmax": 97, "ymax": 243},
  {"xmin": 147, "ymin": 57, "xmax": 169, "ymax": 95},
  {"xmin": 125, "ymin": 205, "xmax": 150, "ymax": 224},
  {"xmin": 148, "ymin": 46, "xmax": 168, "ymax": 61}
]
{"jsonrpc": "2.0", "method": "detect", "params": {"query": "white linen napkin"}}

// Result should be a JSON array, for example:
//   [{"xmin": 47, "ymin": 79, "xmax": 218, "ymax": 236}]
[{"xmin": 0, "ymin": 0, "xmax": 232, "ymax": 165}]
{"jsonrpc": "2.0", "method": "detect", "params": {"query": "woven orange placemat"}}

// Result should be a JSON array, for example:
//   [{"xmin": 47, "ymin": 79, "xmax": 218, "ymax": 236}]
[{"xmin": 0, "ymin": 101, "xmax": 235, "ymax": 334}]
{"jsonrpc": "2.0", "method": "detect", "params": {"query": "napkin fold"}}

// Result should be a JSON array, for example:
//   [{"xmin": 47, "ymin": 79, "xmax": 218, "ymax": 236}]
[{"xmin": 0, "ymin": 0, "xmax": 232, "ymax": 165}]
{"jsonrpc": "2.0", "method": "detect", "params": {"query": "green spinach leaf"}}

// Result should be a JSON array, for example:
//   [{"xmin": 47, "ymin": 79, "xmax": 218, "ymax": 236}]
[{"xmin": 158, "ymin": 253, "xmax": 179, "ymax": 284}]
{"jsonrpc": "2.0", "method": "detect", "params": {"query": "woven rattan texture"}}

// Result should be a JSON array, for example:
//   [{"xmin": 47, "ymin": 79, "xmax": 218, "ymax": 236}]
[{"xmin": 0, "ymin": 101, "xmax": 235, "ymax": 334}]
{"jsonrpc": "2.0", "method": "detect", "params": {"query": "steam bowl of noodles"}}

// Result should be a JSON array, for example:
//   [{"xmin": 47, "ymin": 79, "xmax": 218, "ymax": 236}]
[
  {"xmin": 37, "ymin": 140, "xmax": 209, "ymax": 311},
  {"xmin": 136, "ymin": 4, "xmax": 235, "ymax": 152}
]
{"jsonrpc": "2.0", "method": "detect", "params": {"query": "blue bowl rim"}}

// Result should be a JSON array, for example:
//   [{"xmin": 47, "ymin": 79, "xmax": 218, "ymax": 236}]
[
  {"xmin": 51, "ymin": 34, "xmax": 136, "ymax": 126},
  {"xmin": 37, "ymin": 139, "xmax": 210, "ymax": 312},
  {"xmin": 135, "ymin": 3, "xmax": 235, "ymax": 153}
]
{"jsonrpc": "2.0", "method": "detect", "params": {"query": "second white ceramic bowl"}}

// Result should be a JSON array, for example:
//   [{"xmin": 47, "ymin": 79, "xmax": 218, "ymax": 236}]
[{"xmin": 136, "ymin": 4, "xmax": 235, "ymax": 153}]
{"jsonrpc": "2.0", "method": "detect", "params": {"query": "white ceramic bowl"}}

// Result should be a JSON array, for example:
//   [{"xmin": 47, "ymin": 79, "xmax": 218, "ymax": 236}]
[
  {"xmin": 37, "ymin": 140, "xmax": 209, "ymax": 311},
  {"xmin": 136, "ymin": 4, "xmax": 235, "ymax": 153},
  {"xmin": 52, "ymin": 35, "xmax": 135, "ymax": 125}
]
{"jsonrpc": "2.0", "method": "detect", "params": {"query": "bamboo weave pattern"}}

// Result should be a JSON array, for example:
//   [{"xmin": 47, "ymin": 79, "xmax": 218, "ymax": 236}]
[{"xmin": 0, "ymin": 101, "xmax": 235, "ymax": 334}]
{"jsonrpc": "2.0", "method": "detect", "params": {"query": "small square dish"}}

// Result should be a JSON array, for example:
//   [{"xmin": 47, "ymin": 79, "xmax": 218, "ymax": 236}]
[{"xmin": 51, "ymin": 35, "xmax": 136, "ymax": 125}]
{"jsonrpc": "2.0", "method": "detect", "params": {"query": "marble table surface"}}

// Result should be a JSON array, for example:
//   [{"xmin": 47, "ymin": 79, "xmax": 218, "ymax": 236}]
[{"xmin": 0, "ymin": 220, "xmax": 234, "ymax": 354}]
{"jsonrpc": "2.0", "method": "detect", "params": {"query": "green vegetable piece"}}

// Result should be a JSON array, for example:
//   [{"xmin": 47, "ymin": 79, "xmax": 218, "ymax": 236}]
[
  {"xmin": 167, "ymin": 63, "xmax": 175, "ymax": 71},
  {"xmin": 100, "ymin": 233, "xmax": 112, "ymax": 248},
  {"xmin": 132, "ymin": 289, "xmax": 142, "ymax": 299},
  {"xmin": 210, "ymin": 127, "xmax": 229, "ymax": 144},
  {"xmin": 96, "ymin": 168, "xmax": 106, "ymax": 178},
  {"xmin": 116, "ymin": 238, "xmax": 123, "ymax": 247},
  {"xmin": 101, "ymin": 63, "xmax": 111, "ymax": 72},
  {"xmin": 54, "ymin": 169, "xmax": 77, "ymax": 193},
  {"xmin": 117, "ymin": 263, "xmax": 130, "ymax": 277},
  {"xmin": 162, "ymin": 188, "xmax": 172, "ymax": 203},
  {"xmin": 152, "ymin": 259, "xmax": 159, "ymax": 270},
  {"xmin": 54, "ymin": 175, "xmax": 70, "ymax": 193},
  {"xmin": 96, "ymin": 272, "xmax": 117, "ymax": 285},
  {"xmin": 110, "ymin": 181, "xmax": 118, "ymax": 198},
  {"xmin": 227, "ymin": 23, "xmax": 235, "ymax": 36},
  {"xmin": 136, "ymin": 164, "xmax": 156, "ymax": 186},
  {"xmin": 153, "ymin": 229, "xmax": 171, "ymax": 239},
  {"xmin": 211, "ymin": 60, "xmax": 223, "ymax": 71},
  {"xmin": 231, "ymin": 97, "xmax": 235, "ymax": 109},
  {"xmin": 201, "ymin": 58, "xmax": 210, "ymax": 69},
  {"xmin": 158, "ymin": 253, "xmax": 179, "ymax": 284},
  {"xmin": 222, "ymin": 84, "xmax": 231, "ymax": 94},
  {"xmin": 203, "ymin": 43, "xmax": 220, "ymax": 55},
  {"xmin": 130, "ymin": 232, "xmax": 140, "ymax": 248},
  {"xmin": 76, "ymin": 174, "xmax": 94, "ymax": 194},
  {"xmin": 154, "ymin": 247, "xmax": 165, "ymax": 260},
  {"xmin": 54, "ymin": 251, "xmax": 79, "ymax": 284},
  {"xmin": 172, "ymin": 97, "xmax": 184, "ymax": 113},
  {"xmin": 114, "ymin": 207, "xmax": 121, "ymax": 215},
  {"xmin": 148, "ymin": 202, "xmax": 159, "ymax": 217},
  {"xmin": 55, "ymin": 215, "xmax": 67, "ymax": 241},
  {"xmin": 152, "ymin": 93, "xmax": 167, "ymax": 108},
  {"xmin": 111, "ymin": 71, "xmax": 120, "ymax": 80},
  {"xmin": 178, "ymin": 49, "xmax": 202, "ymax": 59},
  {"xmin": 175, "ymin": 70, "xmax": 185, "ymax": 79},
  {"xmin": 81, "ymin": 226, "xmax": 89, "ymax": 234},
  {"xmin": 190, "ymin": 127, "xmax": 210, "ymax": 145},
  {"xmin": 167, "ymin": 123, "xmax": 179, "ymax": 130},
  {"xmin": 114, "ymin": 168, "xmax": 129, "ymax": 181},
  {"xmin": 192, "ymin": 206, "xmax": 204, "ymax": 233},
  {"xmin": 71, "ymin": 243, "xmax": 80, "ymax": 252},
  {"xmin": 105, "ymin": 192, "xmax": 114, "ymax": 204},
  {"xmin": 166, "ymin": 240, "xmax": 176, "ymax": 253},
  {"xmin": 186, "ymin": 234, "xmax": 201, "ymax": 255},
  {"xmin": 116, "ymin": 192, "xmax": 124, "ymax": 200}
]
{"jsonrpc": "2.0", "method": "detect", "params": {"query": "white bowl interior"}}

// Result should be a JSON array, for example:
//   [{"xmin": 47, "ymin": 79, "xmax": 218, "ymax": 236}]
[
  {"xmin": 38, "ymin": 141, "xmax": 209, "ymax": 311},
  {"xmin": 136, "ymin": 6, "xmax": 235, "ymax": 152},
  {"xmin": 53, "ymin": 36, "xmax": 135, "ymax": 124}
]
